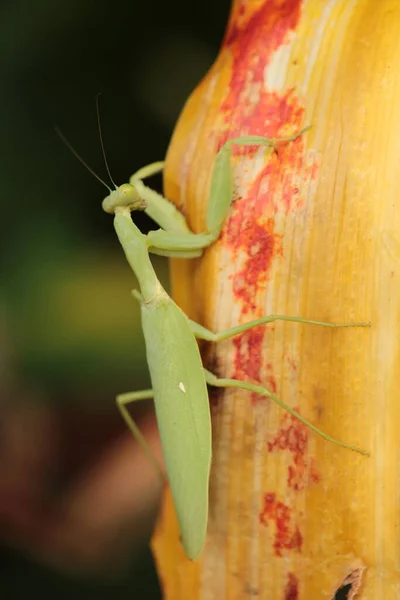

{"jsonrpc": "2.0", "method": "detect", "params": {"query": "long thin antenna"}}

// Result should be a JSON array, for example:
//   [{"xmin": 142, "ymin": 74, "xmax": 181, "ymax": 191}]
[
  {"xmin": 55, "ymin": 127, "xmax": 112, "ymax": 192},
  {"xmin": 96, "ymin": 93, "xmax": 117, "ymax": 189}
]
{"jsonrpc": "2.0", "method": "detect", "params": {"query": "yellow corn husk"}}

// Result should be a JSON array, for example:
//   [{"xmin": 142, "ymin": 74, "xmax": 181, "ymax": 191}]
[{"xmin": 151, "ymin": 1, "xmax": 400, "ymax": 598}]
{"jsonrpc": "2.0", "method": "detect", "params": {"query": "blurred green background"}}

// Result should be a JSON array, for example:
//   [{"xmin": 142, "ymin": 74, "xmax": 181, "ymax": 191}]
[{"xmin": 1, "ymin": 0, "xmax": 230, "ymax": 597}]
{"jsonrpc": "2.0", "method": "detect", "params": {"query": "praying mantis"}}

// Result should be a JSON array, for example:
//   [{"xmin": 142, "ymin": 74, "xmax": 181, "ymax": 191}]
[{"xmin": 59, "ymin": 123, "xmax": 370, "ymax": 561}]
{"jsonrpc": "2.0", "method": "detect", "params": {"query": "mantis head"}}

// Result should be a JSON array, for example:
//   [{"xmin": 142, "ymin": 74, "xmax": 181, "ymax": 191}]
[{"xmin": 102, "ymin": 183, "xmax": 147, "ymax": 214}]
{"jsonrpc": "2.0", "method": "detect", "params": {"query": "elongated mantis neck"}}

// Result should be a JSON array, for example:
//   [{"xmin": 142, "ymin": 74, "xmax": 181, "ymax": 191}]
[{"xmin": 113, "ymin": 207, "xmax": 160, "ymax": 302}]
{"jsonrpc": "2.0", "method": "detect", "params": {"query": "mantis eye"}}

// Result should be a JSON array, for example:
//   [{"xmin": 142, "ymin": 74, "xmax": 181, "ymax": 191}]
[
  {"xmin": 118, "ymin": 183, "xmax": 147, "ymax": 210},
  {"xmin": 118, "ymin": 183, "xmax": 137, "ymax": 199}
]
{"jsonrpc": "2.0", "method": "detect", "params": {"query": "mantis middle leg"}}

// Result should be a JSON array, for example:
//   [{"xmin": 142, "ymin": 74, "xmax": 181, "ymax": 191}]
[{"xmin": 116, "ymin": 388, "xmax": 165, "ymax": 478}]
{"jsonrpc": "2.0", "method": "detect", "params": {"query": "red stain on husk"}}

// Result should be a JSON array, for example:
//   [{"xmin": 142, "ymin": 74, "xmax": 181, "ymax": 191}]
[
  {"xmin": 221, "ymin": 0, "xmax": 304, "ymax": 139},
  {"xmin": 215, "ymin": 0, "xmax": 317, "ymax": 393},
  {"xmin": 233, "ymin": 326, "xmax": 265, "ymax": 382},
  {"xmin": 228, "ymin": 214, "xmax": 280, "ymax": 315},
  {"xmin": 268, "ymin": 412, "xmax": 308, "ymax": 455},
  {"xmin": 259, "ymin": 492, "xmax": 302, "ymax": 556},
  {"xmin": 309, "ymin": 459, "xmax": 321, "ymax": 484},
  {"xmin": 269, "ymin": 413, "xmax": 322, "ymax": 491},
  {"xmin": 232, "ymin": 325, "xmax": 277, "ymax": 403},
  {"xmin": 285, "ymin": 573, "xmax": 299, "ymax": 600}
]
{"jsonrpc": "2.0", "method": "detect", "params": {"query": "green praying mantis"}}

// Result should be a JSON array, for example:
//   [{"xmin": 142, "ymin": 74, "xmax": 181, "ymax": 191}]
[{"xmin": 59, "ymin": 121, "xmax": 370, "ymax": 561}]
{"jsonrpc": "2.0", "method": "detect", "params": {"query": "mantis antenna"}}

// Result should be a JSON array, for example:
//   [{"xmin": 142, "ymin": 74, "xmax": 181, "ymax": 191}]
[
  {"xmin": 55, "ymin": 126, "xmax": 112, "ymax": 192},
  {"xmin": 95, "ymin": 93, "xmax": 118, "ymax": 190}
]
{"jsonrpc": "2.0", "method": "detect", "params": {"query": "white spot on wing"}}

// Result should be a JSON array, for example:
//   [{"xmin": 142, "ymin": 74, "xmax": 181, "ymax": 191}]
[{"xmin": 179, "ymin": 382, "xmax": 186, "ymax": 393}]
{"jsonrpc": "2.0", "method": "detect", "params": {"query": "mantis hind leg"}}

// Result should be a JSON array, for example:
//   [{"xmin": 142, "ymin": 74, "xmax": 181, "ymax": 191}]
[
  {"xmin": 116, "ymin": 389, "xmax": 165, "ymax": 479},
  {"xmin": 203, "ymin": 369, "xmax": 369, "ymax": 456},
  {"xmin": 191, "ymin": 314, "xmax": 369, "ymax": 454}
]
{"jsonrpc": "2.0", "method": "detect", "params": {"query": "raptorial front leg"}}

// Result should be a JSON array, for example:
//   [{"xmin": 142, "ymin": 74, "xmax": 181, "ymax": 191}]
[
  {"xmin": 130, "ymin": 162, "xmax": 165, "ymax": 181},
  {"xmin": 128, "ymin": 167, "xmax": 222, "ymax": 257},
  {"xmin": 203, "ymin": 369, "xmax": 369, "ymax": 456},
  {"xmin": 116, "ymin": 389, "xmax": 165, "ymax": 479},
  {"xmin": 130, "ymin": 161, "xmax": 200, "ymax": 239},
  {"xmin": 130, "ymin": 129, "xmax": 314, "ymax": 258}
]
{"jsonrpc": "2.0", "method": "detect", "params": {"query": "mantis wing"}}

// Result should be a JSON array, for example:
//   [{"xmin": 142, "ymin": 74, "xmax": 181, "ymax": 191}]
[{"xmin": 140, "ymin": 290, "xmax": 212, "ymax": 560}]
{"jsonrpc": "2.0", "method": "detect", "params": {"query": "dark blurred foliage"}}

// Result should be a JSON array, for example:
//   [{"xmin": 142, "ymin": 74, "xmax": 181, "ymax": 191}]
[{"xmin": 1, "ymin": 0, "xmax": 230, "ymax": 597}]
